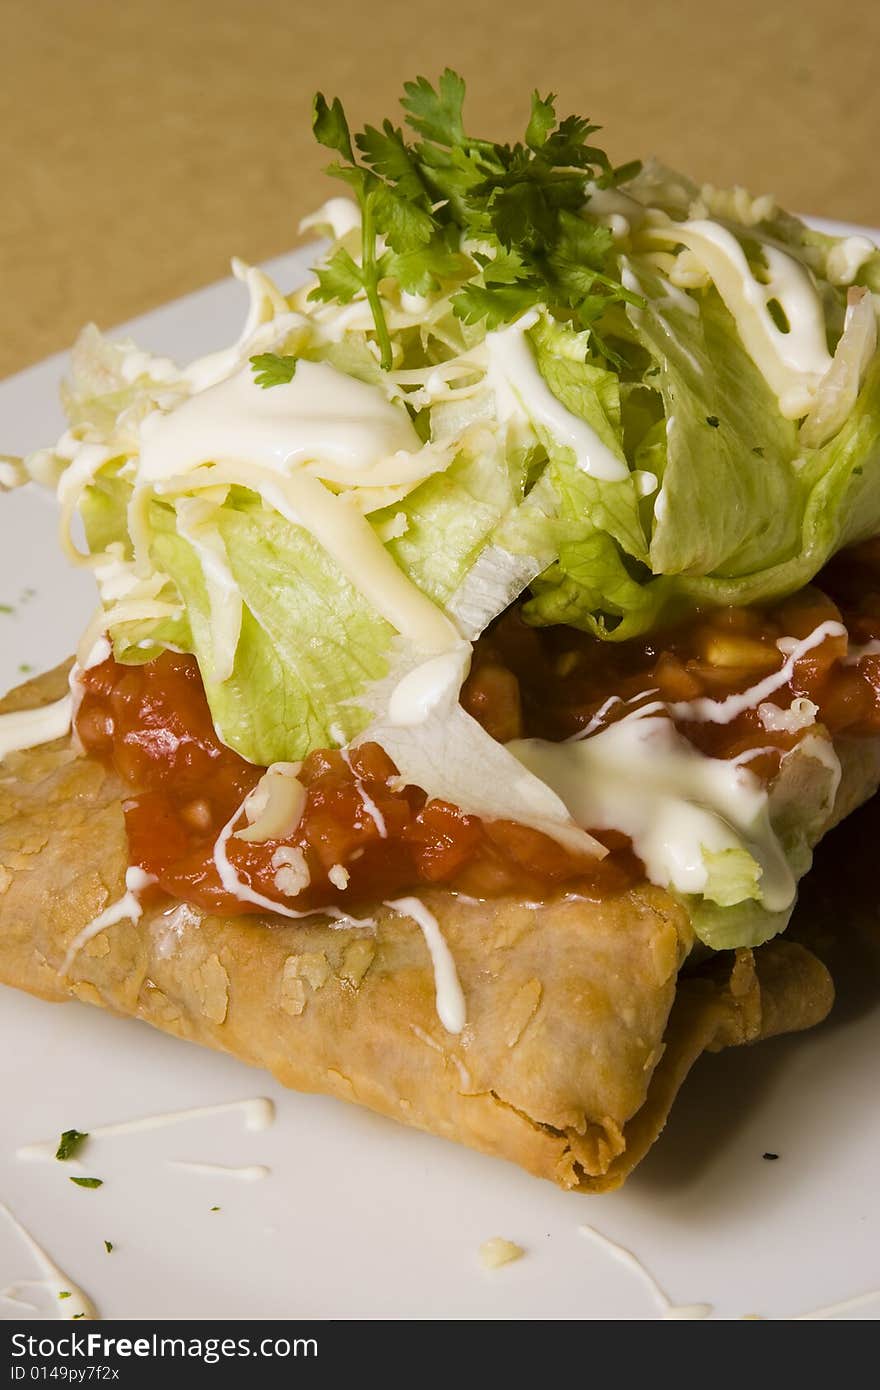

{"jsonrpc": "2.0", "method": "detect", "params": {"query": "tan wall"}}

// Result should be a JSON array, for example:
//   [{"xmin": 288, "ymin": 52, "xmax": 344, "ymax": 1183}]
[{"xmin": 2, "ymin": 0, "xmax": 878, "ymax": 378}]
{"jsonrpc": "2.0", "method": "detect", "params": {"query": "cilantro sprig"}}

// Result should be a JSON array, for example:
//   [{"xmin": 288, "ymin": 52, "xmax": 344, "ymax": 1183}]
[{"xmin": 310, "ymin": 72, "xmax": 641, "ymax": 367}]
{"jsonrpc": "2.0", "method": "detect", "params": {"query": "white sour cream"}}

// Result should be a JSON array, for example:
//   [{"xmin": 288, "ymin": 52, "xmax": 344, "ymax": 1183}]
[
  {"xmin": 666, "ymin": 621, "xmax": 845, "ymax": 725},
  {"xmin": 137, "ymin": 360, "xmax": 421, "ymax": 487},
  {"xmin": 340, "ymin": 747, "xmax": 387, "ymax": 837},
  {"xmin": 0, "ymin": 693, "xmax": 72, "ymax": 760},
  {"xmin": 167, "ymin": 1161, "xmax": 270, "ymax": 1181},
  {"xmin": 17, "ymin": 1098, "xmax": 275, "ymax": 1161},
  {"xmin": 508, "ymin": 713, "xmax": 795, "ymax": 910},
  {"xmin": 484, "ymin": 311, "xmax": 629, "ymax": 481},
  {"xmin": 0, "ymin": 1203, "xmax": 97, "ymax": 1321},
  {"xmin": 384, "ymin": 896, "xmax": 467, "ymax": 1034},
  {"xmin": 646, "ymin": 217, "xmax": 834, "ymax": 417},
  {"xmin": 387, "ymin": 646, "xmax": 472, "ymax": 726},
  {"xmin": 579, "ymin": 1224, "xmax": 712, "ymax": 1320},
  {"xmin": 59, "ymin": 867, "xmax": 157, "ymax": 976},
  {"xmin": 299, "ymin": 196, "xmax": 361, "ymax": 240},
  {"xmin": 825, "ymin": 235, "xmax": 876, "ymax": 286},
  {"xmin": 213, "ymin": 793, "xmax": 371, "ymax": 926}
]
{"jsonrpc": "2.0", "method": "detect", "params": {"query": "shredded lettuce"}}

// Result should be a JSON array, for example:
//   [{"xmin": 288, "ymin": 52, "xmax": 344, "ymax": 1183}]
[
  {"xmin": 688, "ymin": 733, "xmax": 843, "ymax": 949},
  {"xmin": 20, "ymin": 75, "xmax": 880, "ymax": 951},
  {"xmin": 700, "ymin": 847, "xmax": 763, "ymax": 909}
]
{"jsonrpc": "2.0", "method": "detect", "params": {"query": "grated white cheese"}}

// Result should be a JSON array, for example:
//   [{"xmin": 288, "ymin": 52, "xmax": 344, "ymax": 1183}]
[
  {"xmin": 479, "ymin": 1238, "xmax": 525, "ymax": 1270},
  {"xmin": 271, "ymin": 846, "xmax": 311, "ymax": 897}
]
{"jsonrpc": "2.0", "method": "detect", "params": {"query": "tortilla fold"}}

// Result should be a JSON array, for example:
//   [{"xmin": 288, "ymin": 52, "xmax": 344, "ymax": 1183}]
[{"xmin": 0, "ymin": 664, "xmax": 875, "ymax": 1189}]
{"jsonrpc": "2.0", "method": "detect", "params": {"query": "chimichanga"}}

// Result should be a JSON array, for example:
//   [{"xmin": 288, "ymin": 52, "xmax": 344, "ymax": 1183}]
[
  {"xmin": 5, "ymin": 78, "xmax": 880, "ymax": 1196},
  {"xmin": 0, "ymin": 664, "xmax": 869, "ymax": 1190}
]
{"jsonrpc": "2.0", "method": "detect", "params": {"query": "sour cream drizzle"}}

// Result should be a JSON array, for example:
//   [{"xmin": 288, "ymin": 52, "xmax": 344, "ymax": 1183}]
[
  {"xmin": 213, "ymin": 794, "xmax": 371, "ymax": 926},
  {"xmin": 644, "ymin": 216, "xmax": 834, "ymax": 416},
  {"xmin": 384, "ymin": 896, "xmax": 467, "ymax": 1034},
  {"xmin": 340, "ymin": 746, "xmax": 388, "ymax": 837},
  {"xmin": 299, "ymin": 196, "xmax": 361, "ymax": 240},
  {"xmin": 843, "ymin": 638, "xmax": 880, "ymax": 666},
  {"xmin": 579, "ymin": 1225, "xmax": 712, "ymax": 1320},
  {"xmin": 484, "ymin": 311, "xmax": 629, "ymax": 481},
  {"xmin": 825, "ymin": 235, "xmax": 876, "ymax": 287},
  {"xmin": 129, "ymin": 358, "xmax": 461, "ymax": 659},
  {"xmin": 795, "ymin": 1288, "xmax": 880, "ymax": 1320},
  {"xmin": 138, "ymin": 360, "xmax": 421, "ymax": 487},
  {"xmin": 510, "ymin": 714, "xmax": 795, "ymax": 909},
  {"xmin": 0, "ymin": 1203, "xmax": 97, "ymax": 1321},
  {"xmin": 17, "ymin": 1099, "xmax": 275, "ymax": 1161},
  {"xmin": 665, "ymin": 621, "xmax": 846, "ymax": 725},
  {"xmin": 0, "ymin": 693, "xmax": 72, "ymax": 760},
  {"xmin": 166, "ymin": 1161, "xmax": 270, "ymax": 1181},
  {"xmin": 59, "ymin": 867, "xmax": 157, "ymax": 977}
]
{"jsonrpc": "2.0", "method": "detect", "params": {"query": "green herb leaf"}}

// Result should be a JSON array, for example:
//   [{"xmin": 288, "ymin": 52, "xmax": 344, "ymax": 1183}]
[
  {"xmin": 249, "ymin": 353, "xmax": 298, "ymax": 389},
  {"xmin": 312, "ymin": 93, "xmax": 354, "ymax": 162},
  {"xmin": 356, "ymin": 121, "xmax": 427, "ymax": 203},
  {"xmin": 371, "ymin": 185, "xmax": 434, "ymax": 253},
  {"xmin": 56, "ymin": 1129, "xmax": 89, "ymax": 1161},
  {"xmin": 104, "ymin": 1240, "xmax": 113, "ymax": 1253},
  {"xmin": 70, "ymin": 1176, "xmax": 103, "ymax": 1189},
  {"xmin": 308, "ymin": 247, "xmax": 364, "ymax": 305},
  {"xmin": 58, "ymin": 1291, "xmax": 71, "ymax": 1300},
  {"xmin": 378, "ymin": 245, "xmax": 471, "ymax": 297},
  {"xmin": 453, "ymin": 281, "xmax": 542, "ymax": 329},
  {"xmin": 309, "ymin": 72, "xmax": 639, "ymax": 360},
  {"xmin": 526, "ymin": 91, "xmax": 557, "ymax": 150},
  {"xmin": 401, "ymin": 70, "xmax": 467, "ymax": 146}
]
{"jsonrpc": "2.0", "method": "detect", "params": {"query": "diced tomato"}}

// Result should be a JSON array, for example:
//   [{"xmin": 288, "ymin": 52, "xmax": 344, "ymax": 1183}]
[{"xmin": 75, "ymin": 543, "xmax": 880, "ymax": 920}]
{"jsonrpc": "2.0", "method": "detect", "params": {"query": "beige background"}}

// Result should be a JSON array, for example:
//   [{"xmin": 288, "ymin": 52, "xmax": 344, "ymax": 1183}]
[{"xmin": 2, "ymin": 0, "xmax": 879, "ymax": 379}]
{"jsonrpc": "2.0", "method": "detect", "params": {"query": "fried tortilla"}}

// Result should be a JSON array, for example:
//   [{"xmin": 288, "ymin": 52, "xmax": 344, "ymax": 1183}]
[{"xmin": 1, "ymin": 664, "xmax": 875, "ymax": 1190}]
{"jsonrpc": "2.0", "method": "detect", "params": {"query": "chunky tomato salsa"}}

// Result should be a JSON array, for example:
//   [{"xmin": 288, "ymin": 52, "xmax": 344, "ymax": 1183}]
[{"xmin": 75, "ymin": 545, "xmax": 880, "ymax": 918}]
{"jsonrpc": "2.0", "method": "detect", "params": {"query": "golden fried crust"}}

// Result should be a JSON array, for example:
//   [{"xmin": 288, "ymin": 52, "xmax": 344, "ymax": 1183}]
[{"xmin": 0, "ymin": 664, "xmax": 861, "ymax": 1189}]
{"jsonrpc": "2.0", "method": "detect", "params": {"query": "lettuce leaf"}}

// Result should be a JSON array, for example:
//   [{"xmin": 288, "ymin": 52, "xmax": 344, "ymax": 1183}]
[
  {"xmin": 374, "ymin": 431, "xmax": 527, "ymax": 606},
  {"xmin": 521, "ymin": 259, "xmax": 880, "ymax": 638},
  {"xmin": 631, "ymin": 272, "xmax": 802, "ymax": 578},
  {"xmin": 688, "ymin": 732, "xmax": 843, "ymax": 949},
  {"xmin": 700, "ymin": 846, "xmax": 763, "ymax": 908},
  {"xmin": 87, "ymin": 427, "xmax": 544, "ymax": 763},
  {"xmin": 678, "ymin": 353, "xmax": 880, "ymax": 609}
]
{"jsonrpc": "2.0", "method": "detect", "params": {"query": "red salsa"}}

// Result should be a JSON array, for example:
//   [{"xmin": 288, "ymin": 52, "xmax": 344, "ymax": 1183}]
[
  {"xmin": 75, "ymin": 544, "xmax": 880, "ymax": 918},
  {"xmin": 76, "ymin": 654, "xmax": 640, "ymax": 915}
]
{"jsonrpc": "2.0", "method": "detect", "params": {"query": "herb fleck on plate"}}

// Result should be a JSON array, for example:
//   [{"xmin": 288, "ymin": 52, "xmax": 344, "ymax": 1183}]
[{"xmin": 56, "ymin": 1128, "xmax": 89, "ymax": 1161}]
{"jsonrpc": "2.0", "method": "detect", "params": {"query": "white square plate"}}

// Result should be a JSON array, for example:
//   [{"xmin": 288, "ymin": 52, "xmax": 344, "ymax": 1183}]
[{"xmin": 1, "ymin": 227, "xmax": 879, "ymax": 1321}]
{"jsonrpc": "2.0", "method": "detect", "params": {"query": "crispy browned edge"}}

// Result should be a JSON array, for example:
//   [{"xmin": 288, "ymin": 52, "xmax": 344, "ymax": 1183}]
[{"xmin": 0, "ymin": 664, "xmax": 858, "ymax": 1191}]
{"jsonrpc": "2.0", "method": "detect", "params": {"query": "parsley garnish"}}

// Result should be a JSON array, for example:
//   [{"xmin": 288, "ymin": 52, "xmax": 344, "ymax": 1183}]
[
  {"xmin": 58, "ymin": 1291, "xmax": 71, "ymax": 1300},
  {"xmin": 104, "ymin": 1240, "xmax": 114, "ymax": 1253},
  {"xmin": 70, "ymin": 1176, "xmax": 103, "ymax": 1189},
  {"xmin": 250, "ymin": 352, "xmax": 298, "ymax": 388},
  {"xmin": 56, "ymin": 1128, "xmax": 89, "ymax": 1161},
  {"xmin": 310, "ymin": 72, "xmax": 641, "ymax": 369},
  {"xmin": 210, "ymin": 1205, "xmax": 221, "ymax": 1212},
  {"xmin": 73, "ymin": 1313, "xmax": 86, "ymax": 1320}
]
